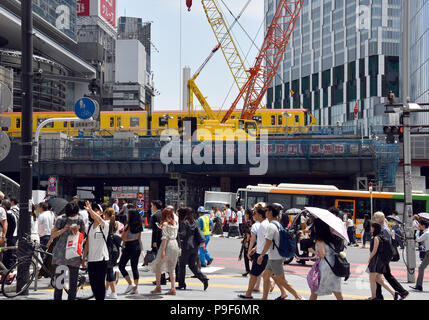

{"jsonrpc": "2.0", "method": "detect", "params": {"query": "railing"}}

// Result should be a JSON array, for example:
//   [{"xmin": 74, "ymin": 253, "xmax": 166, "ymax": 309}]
[{"xmin": 38, "ymin": 136, "xmax": 394, "ymax": 162}]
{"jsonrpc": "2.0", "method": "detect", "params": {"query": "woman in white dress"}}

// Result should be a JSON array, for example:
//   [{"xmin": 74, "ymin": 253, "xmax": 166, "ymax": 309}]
[{"xmin": 149, "ymin": 208, "xmax": 181, "ymax": 295}]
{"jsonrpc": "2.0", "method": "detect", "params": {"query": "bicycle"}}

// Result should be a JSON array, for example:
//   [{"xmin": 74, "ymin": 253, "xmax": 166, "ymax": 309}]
[{"xmin": 1, "ymin": 236, "xmax": 94, "ymax": 300}]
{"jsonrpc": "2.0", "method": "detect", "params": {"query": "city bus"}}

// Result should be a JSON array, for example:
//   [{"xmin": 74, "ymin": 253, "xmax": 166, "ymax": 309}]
[{"xmin": 236, "ymin": 183, "xmax": 429, "ymax": 237}]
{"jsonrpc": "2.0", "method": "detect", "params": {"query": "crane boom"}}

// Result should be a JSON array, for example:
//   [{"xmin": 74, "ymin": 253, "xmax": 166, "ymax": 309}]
[
  {"xmin": 201, "ymin": 0, "xmax": 261, "ymax": 107},
  {"xmin": 222, "ymin": 0, "xmax": 304, "ymax": 123}
]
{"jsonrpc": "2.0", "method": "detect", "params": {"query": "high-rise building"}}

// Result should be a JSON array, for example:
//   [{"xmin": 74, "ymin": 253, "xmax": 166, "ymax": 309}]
[
  {"xmin": 116, "ymin": 16, "xmax": 155, "ymax": 111},
  {"xmin": 410, "ymin": 1, "xmax": 429, "ymax": 125},
  {"xmin": 0, "ymin": 0, "xmax": 96, "ymax": 112},
  {"xmin": 265, "ymin": 0, "xmax": 402, "ymax": 132},
  {"xmin": 72, "ymin": 0, "xmax": 117, "ymax": 110}
]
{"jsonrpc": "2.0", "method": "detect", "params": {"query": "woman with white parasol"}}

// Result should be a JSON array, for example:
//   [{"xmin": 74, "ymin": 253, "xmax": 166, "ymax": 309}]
[{"xmin": 305, "ymin": 207, "xmax": 349, "ymax": 300}]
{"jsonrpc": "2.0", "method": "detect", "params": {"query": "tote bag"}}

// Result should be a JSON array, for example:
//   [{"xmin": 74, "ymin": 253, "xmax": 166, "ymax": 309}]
[
  {"xmin": 65, "ymin": 231, "xmax": 84, "ymax": 260},
  {"xmin": 307, "ymin": 257, "xmax": 320, "ymax": 293}
]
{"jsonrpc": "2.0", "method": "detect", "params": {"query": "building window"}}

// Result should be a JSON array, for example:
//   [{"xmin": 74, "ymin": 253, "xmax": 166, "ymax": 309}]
[
  {"xmin": 292, "ymin": 80, "xmax": 300, "ymax": 108},
  {"xmin": 284, "ymin": 82, "xmax": 290, "ymax": 108},
  {"xmin": 267, "ymin": 87, "xmax": 273, "ymax": 108},
  {"xmin": 159, "ymin": 117, "xmax": 168, "ymax": 127},
  {"xmin": 37, "ymin": 118, "xmax": 53, "ymax": 128}
]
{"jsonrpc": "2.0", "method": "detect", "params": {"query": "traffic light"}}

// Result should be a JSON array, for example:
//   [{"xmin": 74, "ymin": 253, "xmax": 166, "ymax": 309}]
[
  {"xmin": 383, "ymin": 126, "xmax": 401, "ymax": 144},
  {"xmin": 88, "ymin": 79, "xmax": 99, "ymax": 95},
  {"xmin": 399, "ymin": 126, "xmax": 404, "ymax": 143}
]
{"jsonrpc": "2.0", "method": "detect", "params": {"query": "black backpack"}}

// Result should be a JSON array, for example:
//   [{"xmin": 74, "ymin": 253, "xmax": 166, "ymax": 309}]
[
  {"xmin": 378, "ymin": 234, "xmax": 395, "ymax": 263},
  {"xmin": 100, "ymin": 225, "xmax": 122, "ymax": 268},
  {"xmin": 324, "ymin": 242, "xmax": 351, "ymax": 281},
  {"xmin": 91, "ymin": 222, "xmax": 122, "ymax": 268},
  {"xmin": 106, "ymin": 232, "xmax": 122, "ymax": 267}
]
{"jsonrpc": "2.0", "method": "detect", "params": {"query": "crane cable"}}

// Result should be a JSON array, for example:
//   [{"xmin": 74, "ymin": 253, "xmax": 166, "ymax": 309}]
[
  {"xmin": 219, "ymin": 0, "xmax": 261, "ymax": 53},
  {"xmin": 220, "ymin": 0, "xmax": 284, "ymax": 110},
  {"xmin": 221, "ymin": 8, "xmax": 265, "ymax": 109}
]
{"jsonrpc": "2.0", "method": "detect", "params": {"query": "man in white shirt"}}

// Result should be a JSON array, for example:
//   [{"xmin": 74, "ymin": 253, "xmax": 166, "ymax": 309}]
[
  {"xmin": 258, "ymin": 203, "xmax": 302, "ymax": 300},
  {"xmin": 112, "ymin": 199, "xmax": 120, "ymax": 214},
  {"xmin": 77, "ymin": 201, "xmax": 89, "ymax": 233},
  {"xmin": 37, "ymin": 202, "xmax": 55, "ymax": 253},
  {"xmin": 238, "ymin": 206, "xmax": 269, "ymax": 299},
  {"xmin": 410, "ymin": 219, "xmax": 429, "ymax": 292}
]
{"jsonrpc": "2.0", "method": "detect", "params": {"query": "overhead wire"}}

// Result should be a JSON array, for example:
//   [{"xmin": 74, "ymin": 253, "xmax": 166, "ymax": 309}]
[{"xmin": 220, "ymin": 0, "xmax": 281, "ymax": 110}]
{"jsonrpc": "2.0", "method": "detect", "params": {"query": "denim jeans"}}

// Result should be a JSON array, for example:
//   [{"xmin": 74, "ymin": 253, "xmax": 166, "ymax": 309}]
[{"xmin": 199, "ymin": 235, "xmax": 212, "ymax": 266}]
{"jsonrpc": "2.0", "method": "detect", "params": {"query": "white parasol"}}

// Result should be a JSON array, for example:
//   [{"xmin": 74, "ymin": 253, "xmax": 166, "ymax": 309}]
[
  {"xmin": 305, "ymin": 207, "xmax": 350, "ymax": 242},
  {"xmin": 418, "ymin": 213, "xmax": 429, "ymax": 221}
]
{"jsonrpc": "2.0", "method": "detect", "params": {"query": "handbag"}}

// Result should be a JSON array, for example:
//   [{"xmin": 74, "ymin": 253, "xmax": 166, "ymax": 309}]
[
  {"xmin": 325, "ymin": 243, "xmax": 351, "ymax": 281},
  {"xmin": 390, "ymin": 238, "xmax": 400, "ymax": 262},
  {"xmin": 65, "ymin": 231, "xmax": 84, "ymax": 260},
  {"xmin": 194, "ymin": 226, "xmax": 206, "ymax": 248},
  {"xmin": 143, "ymin": 250, "xmax": 156, "ymax": 266},
  {"xmin": 307, "ymin": 257, "xmax": 320, "ymax": 293}
]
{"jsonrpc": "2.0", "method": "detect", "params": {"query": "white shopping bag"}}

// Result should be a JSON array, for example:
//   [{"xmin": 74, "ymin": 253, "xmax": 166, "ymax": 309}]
[{"xmin": 65, "ymin": 231, "xmax": 84, "ymax": 260}]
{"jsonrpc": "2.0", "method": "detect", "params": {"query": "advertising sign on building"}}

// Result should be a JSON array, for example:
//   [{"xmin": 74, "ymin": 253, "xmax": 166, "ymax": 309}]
[
  {"xmin": 77, "ymin": 0, "xmax": 90, "ymax": 16},
  {"xmin": 77, "ymin": 0, "xmax": 116, "ymax": 28},
  {"xmin": 100, "ymin": 0, "xmax": 116, "ymax": 28}
]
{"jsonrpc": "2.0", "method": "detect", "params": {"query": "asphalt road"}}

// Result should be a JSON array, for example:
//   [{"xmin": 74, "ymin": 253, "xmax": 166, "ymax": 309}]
[{"xmin": 1, "ymin": 229, "xmax": 428, "ymax": 301}]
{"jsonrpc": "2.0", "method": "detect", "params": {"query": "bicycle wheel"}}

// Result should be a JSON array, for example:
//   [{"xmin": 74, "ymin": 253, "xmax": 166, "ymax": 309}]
[
  {"xmin": 2, "ymin": 260, "xmax": 37, "ymax": 298},
  {"xmin": 74, "ymin": 269, "xmax": 94, "ymax": 300}
]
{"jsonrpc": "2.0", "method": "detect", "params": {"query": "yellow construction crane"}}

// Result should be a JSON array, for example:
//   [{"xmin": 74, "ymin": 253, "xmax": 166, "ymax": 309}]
[{"xmin": 185, "ymin": 0, "xmax": 261, "ymax": 139}]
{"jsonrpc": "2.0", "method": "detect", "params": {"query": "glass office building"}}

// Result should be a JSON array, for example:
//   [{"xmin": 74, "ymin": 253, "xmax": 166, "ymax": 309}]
[
  {"xmin": 265, "ymin": 0, "xmax": 402, "ymax": 131},
  {"xmin": 410, "ymin": 0, "xmax": 429, "ymax": 125}
]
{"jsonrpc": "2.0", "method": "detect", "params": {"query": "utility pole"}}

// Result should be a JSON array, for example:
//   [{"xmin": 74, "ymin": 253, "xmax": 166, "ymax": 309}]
[
  {"xmin": 17, "ymin": 0, "xmax": 33, "ymax": 294},
  {"xmin": 401, "ymin": 0, "xmax": 415, "ymax": 283}
]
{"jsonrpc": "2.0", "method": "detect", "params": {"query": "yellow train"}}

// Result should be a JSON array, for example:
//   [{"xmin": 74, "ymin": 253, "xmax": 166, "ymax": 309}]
[{"xmin": 1, "ymin": 108, "xmax": 316, "ymax": 138}]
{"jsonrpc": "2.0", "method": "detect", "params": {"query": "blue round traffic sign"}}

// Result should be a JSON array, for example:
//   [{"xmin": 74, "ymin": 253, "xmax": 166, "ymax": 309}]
[
  {"xmin": 137, "ymin": 202, "xmax": 143, "ymax": 209},
  {"xmin": 74, "ymin": 97, "xmax": 96, "ymax": 120},
  {"xmin": 48, "ymin": 185, "xmax": 56, "ymax": 192}
]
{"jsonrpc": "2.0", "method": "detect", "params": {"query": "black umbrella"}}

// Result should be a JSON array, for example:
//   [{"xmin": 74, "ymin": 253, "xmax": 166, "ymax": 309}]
[{"xmin": 48, "ymin": 197, "xmax": 68, "ymax": 215}]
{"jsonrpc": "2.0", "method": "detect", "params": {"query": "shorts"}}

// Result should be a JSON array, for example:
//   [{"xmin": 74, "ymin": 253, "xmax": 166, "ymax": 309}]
[
  {"xmin": 265, "ymin": 259, "xmax": 285, "ymax": 276},
  {"xmin": 250, "ymin": 253, "xmax": 268, "ymax": 277}
]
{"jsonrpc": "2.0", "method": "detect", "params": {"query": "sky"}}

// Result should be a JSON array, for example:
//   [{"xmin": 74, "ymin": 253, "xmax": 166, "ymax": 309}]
[{"xmin": 117, "ymin": 0, "xmax": 264, "ymax": 112}]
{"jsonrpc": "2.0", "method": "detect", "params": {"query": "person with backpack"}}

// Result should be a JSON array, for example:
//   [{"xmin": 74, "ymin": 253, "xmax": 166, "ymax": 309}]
[
  {"xmin": 81, "ymin": 201, "xmax": 110, "ymax": 301},
  {"xmin": 50, "ymin": 202, "xmax": 86, "ymax": 300},
  {"xmin": 2, "ymin": 200, "xmax": 17, "ymax": 269},
  {"xmin": 258, "ymin": 203, "xmax": 302, "ymax": 300},
  {"xmin": 228, "ymin": 208, "xmax": 240, "ymax": 238},
  {"xmin": 104, "ymin": 208, "xmax": 121, "ymax": 299},
  {"xmin": 176, "ymin": 207, "xmax": 209, "ymax": 291},
  {"xmin": 309, "ymin": 218, "xmax": 344, "ymax": 300},
  {"xmin": 372, "ymin": 211, "xmax": 409, "ymax": 300},
  {"xmin": 367, "ymin": 222, "xmax": 399, "ymax": 300},
  {"xmin": 118, "ymin": 209, "xmax": 143, "ymax": 295}
]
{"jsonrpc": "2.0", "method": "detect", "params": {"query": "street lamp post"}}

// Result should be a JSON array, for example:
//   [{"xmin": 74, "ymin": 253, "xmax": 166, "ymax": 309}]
[
  {"xmin": 17, "ymin": 0, "xmax": 33, "ymax": 294},
  {"xmin": 401, "ymin": 0, "xmax": 416, "ymax": 284}
]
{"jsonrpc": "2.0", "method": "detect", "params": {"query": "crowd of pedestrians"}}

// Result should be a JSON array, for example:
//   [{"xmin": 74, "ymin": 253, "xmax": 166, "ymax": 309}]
[{"xmin": 1, "ymin": 189, "xmax": 429, "ymax": 301}]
